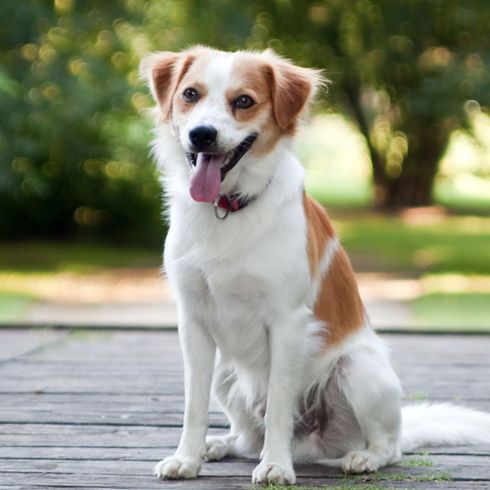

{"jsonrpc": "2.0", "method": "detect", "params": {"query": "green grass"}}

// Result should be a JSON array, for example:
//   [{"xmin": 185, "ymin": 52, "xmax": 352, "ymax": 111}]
[
  {"xmin": 398, "ymin": 456, "xmax": 433, "ymax": 468},
  {"xmin": 258, "ymin": 468, "xmax": 452, "ymax": 489},
  {"xmin": 0, "ymin": 241, "xmax": 161, "ymax": 274},
  {"xmin": 330, "ymin": 212, "xmax": 490, "ymax": 330},
  {"xmin": 412, "ymin": 292, "xmax": 490, "ymax": 329},
  {"xmin": 307, "ymin": 179, "xmax": 373, "ymax": 208},
  {"xmin": 360, "ymin": 471, "xmax": 453, "ymax": 482},
  {"xmin": 260, "ymin": 485, "xmax": 396, "ymax": 490},
  {"xmin": 0, "ymin": 241, "xmax": 162, "ymax": 323},
  {"xmin": 435, "ymin": 180, "xmax": 490, "ymax": 213},
  {"xmin": 332, "ymin": 213, "xmax": 490, "ymax": 275},
  {"xmin": 260, "ymin": 485, "xmax": 393, "ymax": 490},
  {"xmin": 1, "ymin": 210, "xmax": 490, "ymax": 330},
  {"xmin": 0, "ymin": 291, "xmax": 34, "ymax": 321}
]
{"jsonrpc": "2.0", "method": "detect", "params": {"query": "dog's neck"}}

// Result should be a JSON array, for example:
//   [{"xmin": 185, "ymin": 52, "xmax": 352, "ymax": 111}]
[{"xmin": 212, "ymin": 177, "xmax": 273, "ymax": 219}]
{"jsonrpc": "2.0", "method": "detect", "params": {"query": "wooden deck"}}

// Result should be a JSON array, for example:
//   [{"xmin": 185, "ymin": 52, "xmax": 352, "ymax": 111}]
[{"xmin": 1, "ymin": 328, "xmax": 489, "ymax": 489}]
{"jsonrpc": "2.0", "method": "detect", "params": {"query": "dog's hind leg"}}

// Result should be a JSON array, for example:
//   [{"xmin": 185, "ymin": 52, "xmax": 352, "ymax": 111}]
[
  {"xmin": 206, "ymin": 363, "xmax": 263, "ymax": 461},
  {"xmin": 337, "ymin": 336, "xmax": 403, "ymax": 473}
]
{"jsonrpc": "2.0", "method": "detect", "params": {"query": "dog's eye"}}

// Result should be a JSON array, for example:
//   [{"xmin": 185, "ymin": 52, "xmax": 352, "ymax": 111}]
[
  {"xmin": 182, "ymin": 87, "xmax": 199, "ymax": 103},
  {"xmin": 233, "ymin": 94, "xmax": 255, "ymax": 110}
]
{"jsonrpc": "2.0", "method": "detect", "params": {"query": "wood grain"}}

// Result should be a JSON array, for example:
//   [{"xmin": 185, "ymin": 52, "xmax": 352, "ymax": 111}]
[{"xmin": 0, "ymin": 329, "xmax": 489, "ymax": 489}]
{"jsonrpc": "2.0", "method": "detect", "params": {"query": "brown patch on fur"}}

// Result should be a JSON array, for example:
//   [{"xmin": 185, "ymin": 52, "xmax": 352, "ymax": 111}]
[
  {"xmin": 142, "ymin": 52, "xmax": 193, "ymax": 119},
  {"xmin": 225, "ymin": 51, "xmax": 323, "ymax": 156},
  {"xmin": 303, "ymin": 193, "xmax": 335, "ymax": 277},
  {"xmin": 315, "ymin": 248, "xmax": 365, "ymax": 346},
  {"xmin": 226, "ymin": 54, "xmax": 283, "ymax": 156},
  {"xmin": 303, "ymin": 194, "xmax": 365, "ymax": 345},
  {"xmin": 262, "ymin": 51, "xmax": 323, "ymax": 133},
  {"xmin": 173, "ymin": 80, "xmax": 208, "ymax": 116},
  {"xmin": 142, "ymin": 46, "xmax": 220, "ymax": 120},
  {"xmin": 225, "ymin": 62, "xmax": 271, "ymax": 125}
]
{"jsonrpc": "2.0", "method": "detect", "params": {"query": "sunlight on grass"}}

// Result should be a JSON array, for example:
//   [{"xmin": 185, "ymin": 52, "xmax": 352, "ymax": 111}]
[
  {"xmin": 412, "ymin": 292, "xmax": 490, "ymax": 329},
  {"xmin": 0, "ymin": 292, "xmax": 33, "ymax": 322},
  {"xmin": 0, "ymin": 242, "xmax": 165, "ymax": 316},
  {"xmin": 298, "ymin": 114, "xmax": 374, "ymax": 207},
  {"xmin": 0, "ymin": 241, "xmax": 160, "ymax": 274},
  {"xmin": 436, "ymin": 119, "xmax": 490, "ymax": 211},
  {"xmin": 334, "ymin": 213, "xmax": 490, "ymax": 275},
  {"xmin": 300, "ymin": 113, "xmax": 490, "ymax": 211},
  {"xmin": 421, "ymin": 274, "xmax": 490, "ymax": 294}
]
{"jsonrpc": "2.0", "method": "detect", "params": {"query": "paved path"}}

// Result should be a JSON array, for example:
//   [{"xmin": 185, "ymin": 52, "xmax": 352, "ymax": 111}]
[
  {"xmin": 21, "ymin": 273, "xmax": 417, "ymax": 328},
  {"xmin": 0, "ymin": 328, "xmax": 489, "ymax": 488}
]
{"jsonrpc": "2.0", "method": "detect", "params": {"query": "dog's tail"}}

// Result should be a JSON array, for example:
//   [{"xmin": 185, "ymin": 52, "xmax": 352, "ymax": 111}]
[{"xmin": 401, "ymin": 402, "xmax": 490, "ymax": 452}]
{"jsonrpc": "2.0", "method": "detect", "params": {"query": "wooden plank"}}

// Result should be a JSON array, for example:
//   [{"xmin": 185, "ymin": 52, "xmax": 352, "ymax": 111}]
[
  {"xmin": 2, "ymin": 393, "xmax": 487, "ymax": 416},
  {"xmin": 0, "ymin": 453, "xmax": 488, "ymax": 490},
  {"xmin": 0, "ymin": 475, "xmax": 487, "ymax": 490},
  {"xmin": 0, "ymin": 423, "xmax": 184, "ymax": 448},
  {"xmin": 0, "ymin": 410, "xmax": 228, "ymax": 427},
  {"xmin": 0, "ymin": 330, "xmax": 489, "ymax": 489},
  {"xmin": 0, "ymin": 329, "xmax": 66, "ymax": 362},
  {"xmin": 2, "ymin": 358, "xmax": 489, "ymax": 400},
  {"xmin": 1, "ymin": 424, "xmax": 488, "ymax": 457},
  {"xmin": 15, "ymin": 331, "xmax": 183, "ymax": 362},
  {"xmin": 1, "ymin": 444, "xmax": 489, "ymax": 461},
  {"xmin": 1, "ymin": 455, "xmax": 489, "ymax": 480},
  {"xmin": 0, "ymin": 397, "xmax": 488, "ymax": 428}
]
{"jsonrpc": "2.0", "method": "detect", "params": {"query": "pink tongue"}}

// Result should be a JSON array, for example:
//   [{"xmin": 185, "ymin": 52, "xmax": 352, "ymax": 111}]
[{"xmin": 189, "ymin": 154, "xmax": 226, "ymax": 203}]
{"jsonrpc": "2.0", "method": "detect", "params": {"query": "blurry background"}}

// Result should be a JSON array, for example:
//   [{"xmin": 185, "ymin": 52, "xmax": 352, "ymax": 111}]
[{"xmin": 1, "ymin": 0, "xmax": 489, "ymax": 330}]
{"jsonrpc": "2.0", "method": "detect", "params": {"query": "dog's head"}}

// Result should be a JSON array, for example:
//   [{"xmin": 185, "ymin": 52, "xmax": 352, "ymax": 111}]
[{"xmin": 141, "ymin": 46, "xmax": 323, "ymax": 203}]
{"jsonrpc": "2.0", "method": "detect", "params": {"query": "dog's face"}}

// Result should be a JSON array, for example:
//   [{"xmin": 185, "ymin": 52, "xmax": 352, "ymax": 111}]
[{"xmin": 142, "ymin": 47, "xmax": 322, "ymax": 202}]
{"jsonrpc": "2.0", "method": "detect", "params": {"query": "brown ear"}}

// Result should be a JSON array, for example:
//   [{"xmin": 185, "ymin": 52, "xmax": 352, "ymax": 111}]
[
  {"xmin": 265, "ymin": 53, "xmax": 324, "ymax": 131},
  {"xmin": 140, "ymin": 51, "xmax": 194, "ymax": 120}
]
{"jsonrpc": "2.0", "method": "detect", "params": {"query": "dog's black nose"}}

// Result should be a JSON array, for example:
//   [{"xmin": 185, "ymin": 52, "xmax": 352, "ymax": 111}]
[{"xmin": 189, "ymin": 125, "xmax": 217, "ymax": 152}]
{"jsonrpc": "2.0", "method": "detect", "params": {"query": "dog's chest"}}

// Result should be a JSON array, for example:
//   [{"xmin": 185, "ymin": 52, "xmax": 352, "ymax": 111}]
[
  {"xmin": 204, "ymin": 267, "xmax": 274, "ymax": 365},
  {"xmin": 167, "ymin": 198, "xmax": 310, "ymax": 364}
]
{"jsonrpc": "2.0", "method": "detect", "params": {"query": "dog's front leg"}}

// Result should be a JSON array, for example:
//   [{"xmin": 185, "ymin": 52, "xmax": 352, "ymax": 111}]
[
  {"xmin": 252, "ymin": 311, "xmax": 306, "ymax": 485},
  {"xmin": 154, "ymin": 318, "xmax": 216, "ymax": 480}
]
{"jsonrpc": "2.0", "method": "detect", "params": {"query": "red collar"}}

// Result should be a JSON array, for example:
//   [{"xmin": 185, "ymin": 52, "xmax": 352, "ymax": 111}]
[
  {"xmin": 213, "ymin": 193, "xmax": 257, "ymax": 219},
  {"xmin": 212, "ymin": 179, "xmax": 272, "ymax": 220}
]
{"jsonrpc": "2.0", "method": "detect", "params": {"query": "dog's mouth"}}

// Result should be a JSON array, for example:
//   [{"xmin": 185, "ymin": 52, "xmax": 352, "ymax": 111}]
[{"xmin": 187, "ymin": 133, "xmax": 257, "ymax": 203}]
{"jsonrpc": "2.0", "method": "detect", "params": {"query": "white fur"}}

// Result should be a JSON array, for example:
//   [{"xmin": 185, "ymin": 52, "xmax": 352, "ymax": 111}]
[
  {"xmin": 145, "ymin": 49, "xmax": 490, "ymax": 485},
  {"xmin": 402, "ymin": 402, "xmax": 490, "ymax": 452}
]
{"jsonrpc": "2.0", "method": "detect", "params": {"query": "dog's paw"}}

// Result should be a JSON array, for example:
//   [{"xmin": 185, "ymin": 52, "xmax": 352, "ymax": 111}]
[
  {"xmin": 205, "ymin": 435, "xmax": 235, "ymax": 461},
  {"xmin": 252, "ymin": 461, "xmax": 296, "ymax": 485},
  {"xmin": 154, "ymin": 455, "xmax": 201, "ymax": 479},
  {"xmin": 341, "ymin": 450, "xmax": 380, "ymax": 474}
]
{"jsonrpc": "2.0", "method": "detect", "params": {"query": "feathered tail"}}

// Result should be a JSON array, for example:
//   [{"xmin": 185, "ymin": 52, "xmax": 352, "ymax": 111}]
[{"xmin": 402, "ymin": 402, "xmax": 490, "ymax": 452}]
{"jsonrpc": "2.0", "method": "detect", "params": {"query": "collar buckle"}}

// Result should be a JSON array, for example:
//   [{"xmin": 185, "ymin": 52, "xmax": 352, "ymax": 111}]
[{"xmin": 213, "ymin": 195, "xmax": 230, "ymax": 220}]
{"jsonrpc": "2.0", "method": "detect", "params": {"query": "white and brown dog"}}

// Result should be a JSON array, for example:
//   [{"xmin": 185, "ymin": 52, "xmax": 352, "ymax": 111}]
[{"xmin": 142, "ymin": 46, "xmax": 490, "ymax": 485}]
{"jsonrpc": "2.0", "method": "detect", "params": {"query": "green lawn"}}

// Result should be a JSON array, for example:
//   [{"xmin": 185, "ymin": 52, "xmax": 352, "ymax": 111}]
[
  {"xmin": 0, "ymin": 292, "xmax": 34, "ymax": 322},
  {"xmin": 412, "ymin": 292, "xmax": 490, "ymax": 329},
  {"xmin": 0, "ymin": 241, "xmax": 161, "ymax": 274},
  {"xmin": 332, "ymin": 212, "xmax": 490, "ymax": 275},
  {"xmin": 0, "ymin": 241, "xmax": 162, "ymax": 323},
  {"xmin": 330, "ymin": 211, "xmax": 490, "ymax": 330},
  {"xmin": 1, "ymin": 212, "xmax": 489, "ymax": 330}
]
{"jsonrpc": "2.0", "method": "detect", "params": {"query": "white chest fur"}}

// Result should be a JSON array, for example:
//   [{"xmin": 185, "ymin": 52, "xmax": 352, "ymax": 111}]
[{"xmin": 164, "ymin": 191, "xmax": 310, "ymax": 367}]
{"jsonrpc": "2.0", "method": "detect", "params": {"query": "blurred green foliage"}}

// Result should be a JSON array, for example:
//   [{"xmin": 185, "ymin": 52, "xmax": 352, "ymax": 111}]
[
  {"xmin": 1, "ymin": 0, "xmax": 489, "ymax": 245},
  {"xmin": 0, "ymin": 0, "xmax": 161, "ymax": 244},
  {"xmin": 232, "ymin": 0, "xmax": 490, "ymax": 206}
]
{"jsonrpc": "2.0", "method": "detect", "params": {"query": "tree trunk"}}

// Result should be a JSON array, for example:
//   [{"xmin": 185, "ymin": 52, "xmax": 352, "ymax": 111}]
[
  {"xmin": 343, "ymin": 83, "xmax": 392, "ymax": 205},
  {"xmin": 344, "ymin": 83, "xmax": 447, "ymax": 209},
  {"xmin": 375, "ymin": 126, "xmax": 446, "ymax": 209}
]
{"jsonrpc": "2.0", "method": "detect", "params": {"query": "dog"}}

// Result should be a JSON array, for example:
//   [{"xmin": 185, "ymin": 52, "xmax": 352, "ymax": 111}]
[{"xmin": 141, "ymin": 46, "xmax": 490, "ymax": 485}]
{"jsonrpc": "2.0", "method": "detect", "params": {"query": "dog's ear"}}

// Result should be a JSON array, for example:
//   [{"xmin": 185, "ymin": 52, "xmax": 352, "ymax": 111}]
[
  {"xmin": 140, "ymin": 51, "xmax": 194, "ymax": 120},
  {"xmin": 264, "ymin": 52, "xmax": 325, "ymax": 131}
]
